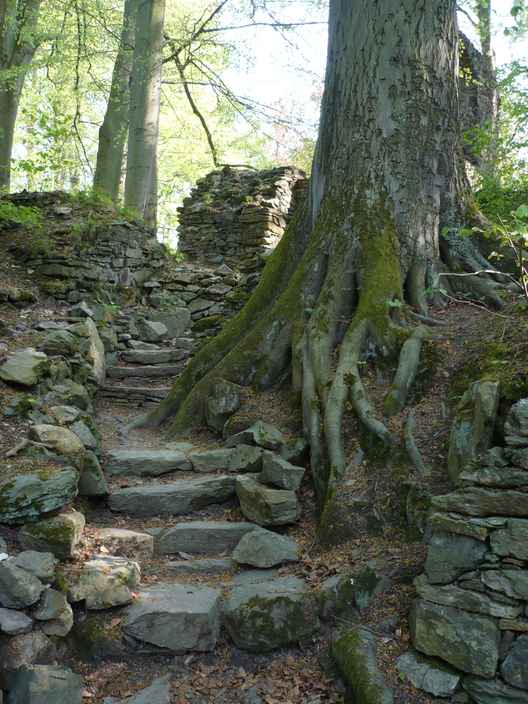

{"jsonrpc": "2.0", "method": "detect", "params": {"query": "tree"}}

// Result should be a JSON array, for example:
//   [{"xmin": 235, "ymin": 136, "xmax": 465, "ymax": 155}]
[
  {"xmin": 93, "ymin": 0, "xmax": 136, "ymax": 201},
  {"xmin": 139, "ymin": 0, "xmax": 504, "ymax": 534},
  {"xmin": 0, "ymin": 0, "xmax": 42, "ymax": 190},
  {"xmin": 124, "ymin": 0, "xmax": 165, "ymax": 221}
]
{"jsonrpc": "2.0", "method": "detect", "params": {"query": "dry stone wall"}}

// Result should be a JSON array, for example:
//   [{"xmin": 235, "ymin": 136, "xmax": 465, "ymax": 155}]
[
  {"xmin": 406, "ymin": 397, "xmax": 528, "ymax": 702},
  {"xmin": 177, "ymin": 165, "xmax": 307, "ymax": 270}
]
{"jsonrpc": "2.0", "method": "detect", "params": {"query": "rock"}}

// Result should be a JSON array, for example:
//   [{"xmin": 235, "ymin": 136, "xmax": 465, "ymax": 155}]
[
  {"xmin": 260, "ymin": 452, "xmax": 305, "ymax": 491},
  {"xmin": 29, "ymin": 424, "xmax": 84, "ymax": 456},
  {"xmin": 19, "ymin": 510, "xmax": 85, "ymax": 559},
  {"xmin": 0, "ymin": 607, "xmax": 33, "ymax": 635},
  {"xmin": 42, "ymin": 380, "xmax": 91, "ymax": 410},
  {"xmin": 13, "ymin": 552, "xmax": 57, "ymax": 582},
  {"xmin": 70, "ymin": 300, "xmax": 94, "ymax": 317},
  {"xmin": 318, "ymin": 564, "xmax": 391, "ymax": 619},
  {"xmin": 480, "ymin": 569, "xmax": 528, "ymax": 600},
  {"xmin": 167, "ymin": 558, "xmax": 233, "ymax": 575},
  {"xmin": 70, "ymin": 420, "xmax": 98, "ymax": 449},
  {"xmin": 147, "ymin": 309, "xmax": 190, "ymax": 337},
  {"xmin": 48, "ymin": 405, "xmax": 81, "ymax": 425},
  {"xmin": 0, "ymin": 348, "xmax": 48, "ymax": 387},
  {"xmin": 447, "ymin": 381, "xmax": 500, "ymax": 480},
  {"xmin": 34, "ymin": 588, "xmax": 73, "ymax": 636},
  {"xmin": 505, "ymin": 398, "xmax": 528, "ymax": 447},
  {"xmin": 0, "ymin": 560, "xmax": 44, "ymax": 608},
  {"xmin": 424, "ymin": 532, "xmax": 487, "ymax": 584},
  {"xmin": 78, "ymin": 451, "xmax": 109, "ymax": 497},
  {"xmin": 155, "ymin": 521, "xmax": 255, "ymax": 555},
  {"xmin": 491, "ymin": 519, "xmax": 528, "ymax": 561},
  {"xmin": 463, "ymin": 676, "xmax": 528, "ymax": 703},
  {"xmin": 501, "ymin": 634, "xmax": 528, "ymax": 690},
  {"xmin": 136, "ymin": 319, "xmax": 168, "ymax": 342},
  {"xmin": 226, "ymin": 421, "xmax": 284, "ymax": 450},
  {"xmin": 232, "ymin": 529, "xmax": 299, "ymax": 568},
  {"xmin": 106, "ymin": 448, "xmax": 191, "ymax": 476},
  {"xmin": 396, "ymin": 649, "xmax": 460, "ymax": 698},
  {"xmin": 236, "ymin": 476, "xmax": 300, "ymax": 526},
  {"xmin": 4, "ymin": 665, "xmax": 82, "ymax": 704},
  {"xmin": 429, "ymin": 512, "xmax": 489, "ymax": 541},
  {"xmin": 67, "ymin": 556, "xmax": 140, "ymax": 610},
  {"xmin": 410, "ymin": 599, "xmax": 500, "ymax": 677},
  {"xmin": 280, "ymin": 437, "xmax": 309, "ymax": 465},
  {"xmin": 205, "ymin": 380, "xmax": 241, "ymax": 433},
  {"xmin": 331, "ymin": 627, "xmax": 394, "ymax": 704},
  {"xmin": 107, "ymin": 676, "xmax": 171, "ymax": 704},
  {"xmin": 431, "ymin": 488, "xmax": 528, "ymax": 517},
  {"xmin": 121, "ymin": 349, "xmax": 187, "ymax": 364},
  {"xmin": 189, "ymin": 445, "xmax": 263, "ymax": 473},
  {"xmin": 414, "ymin": 575, "xmax": 522, "ymax": 619},
  {"xmin": 99, "ymin": 326, "xmax": 118, "ymax": 353},
  {"xmin": 41, "ymin": 330, "xmax": 79, "ymax": 356},
  {"xmin": 123, "ymin": 583, "xmax": 221, "ymax": 652},
  {"xmin": 223, "ymin": 576, "xmax": 319, "ymax": 652},
  {"xmin": 0, "ymin": 631, "xmax": 53, "ymax": 670},
  {"xmin": 109, "ymin": 476, "xmax": 236, "ymax": 517},
  {"xmin": 459, "ymin": 466, "xmax": 528, "ymax": 489},
  {"xmin": 0, "ymin": 469, "xmax": 79, "ymax": 525},
  {"xmin": 97, "ymin": 529, "xmax": 154, "ymax": 558},
  {"xmin": 84, "ymin": 317, "xmax": 106, "ymax": 384}
]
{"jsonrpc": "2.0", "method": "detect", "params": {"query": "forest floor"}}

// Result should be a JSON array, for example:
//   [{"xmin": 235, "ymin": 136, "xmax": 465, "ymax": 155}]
[{"xmin": 1, "ymin": 232, "xmax": 526, "ymax": 703}]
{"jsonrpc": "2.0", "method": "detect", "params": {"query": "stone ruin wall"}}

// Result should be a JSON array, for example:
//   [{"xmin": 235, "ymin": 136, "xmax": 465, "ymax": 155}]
[
  {"xmin": 177, "ymin": 166, "xmax": 308, "ymax": 271},
  {"xmin": 19, "ymin": 166, "xmax": 306, "ymax": 344}
]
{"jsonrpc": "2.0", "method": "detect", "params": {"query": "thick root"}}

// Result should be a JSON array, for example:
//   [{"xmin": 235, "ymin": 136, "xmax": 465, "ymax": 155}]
[
  {"xmin": 384, "ymin": 325, "xmax": 429, "ymax": 416},
  {"xmin": 404, "ymin": 410, "xmax": 430, "ymax": 476}
]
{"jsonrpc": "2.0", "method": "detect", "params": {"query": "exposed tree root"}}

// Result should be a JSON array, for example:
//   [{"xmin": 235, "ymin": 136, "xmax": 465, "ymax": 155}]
[
  {"xmin": 384, "ymin": 325, "xmax": 429, "ymax": 416},
  {"xmin": 404, "ymin": 411, "xmax": 430, "ymax": 476}
]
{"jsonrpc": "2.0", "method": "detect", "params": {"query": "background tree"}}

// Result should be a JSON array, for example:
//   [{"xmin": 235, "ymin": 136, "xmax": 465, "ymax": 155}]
[
  {"xmin": 0, "ymin": 0, "xmax": 42, "ymax": 190},
  {"xmin": 93, "ymin": 0, "xmax": 136, "ymax": 201}
]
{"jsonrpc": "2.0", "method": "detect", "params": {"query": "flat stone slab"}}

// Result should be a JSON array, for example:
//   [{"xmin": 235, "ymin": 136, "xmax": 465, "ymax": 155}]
[
  {"xmin": 106, "ymin": 365, "xmax": 184, "ymax": 379},
  {"xmin": 0, "ymin": 469, "xmax": 79, "ymax": 525},
  {"xmin": 109, "ymin": 476, "xmax": 236, "ymax": 517},
  {"xmin": 222, "ymin": 576, "xmax": 319, "ymax": 652},
  {"xmin": 396, "ymin": 650, "xmax": 460, "ymax": 698},
  {"xmin": 106, "ymin": 449, "xmax": 192, "ymax": 477},
  {"xmin": 0, "ymin": 607, "xmax": 33, "ymax": 635},
  {"xmin": 166, "ymin": 558, "xmax": 234, "ymax": 576},
  {"xmin": 123, "ymin": 583, "xmax": 221, "ymax": 652},
  {"xmin": 121, "ymin": 349, "xmax": 188, "ymax": 365},
  {"xmin": 236, "ymin": 476, "xmax": 300, "ymax": 526},
  {"xmin": 67, "ymin": 556, "xmax": 140, "ymax": 610},
  {"xmin": 155, "ymin": 521, "xmax": 255, "ymax": 555},
  {"xmin": 0, "ymin": 348, "xmax": 48, "ymax": 387},
  {"xmin": 232, "ymin": 529, "xmax": 299, "ymax": 568},
  {"xmin": 4, "ymin": 665, "xmax": 83, "ymax": 704},
  {"xmin": 188, "ymin": 445, "xmax": 263, "ymax": 474},
  {"xmin": 260, "ymin": 452, "xmax": 305, "ymax": 491}
]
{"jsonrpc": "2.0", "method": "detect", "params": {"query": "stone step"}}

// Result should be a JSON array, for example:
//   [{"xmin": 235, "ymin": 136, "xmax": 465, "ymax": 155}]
[
  {"xmin": 166, "ymin": 558, "xmax": 234, "ymax": 576},
  {"xmin": 106, "ymin": 365, "xmax": 184, "ymax": 379},
  {"xmin": 99, "ymin": 385, "xmax": 170, "ymax": 402},
  {"xmin": 123, "ymin": 583, "xmax": 221, "ymax": 652},
  {"xmin": 106, "ymin": 449, "xmax": 191, "ymax": 477},
  {"xmin": 121, "ymin": 349, "xmax": 189, "ymax": 365},
  {"xmin": 154, "ymin": 521, "xmax": 256, "ymax": 555},
  {"xmin": 108, "ymin": 475, "xmax": 237, "ymax": 517}
]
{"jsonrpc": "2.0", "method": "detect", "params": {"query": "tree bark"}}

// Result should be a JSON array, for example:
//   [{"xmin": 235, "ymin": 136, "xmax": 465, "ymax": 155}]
[
  {"xmin": 124, "ymin": 0, "xmax": 165, "ymax": 218},
  {"xmin": 0, "ymin": 0, "xmax": 41, "ymax": 191},
  {"xmin": 141, "ymin": 0, "xmax": 503, "ymax": 524},
  {"xmin": 93, "ymin": 0, "xmax": 136, "ymax": 202}
]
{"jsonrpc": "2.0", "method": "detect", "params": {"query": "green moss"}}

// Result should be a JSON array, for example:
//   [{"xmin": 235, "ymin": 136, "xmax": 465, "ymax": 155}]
[
  {"xmin": 39, "ymin": 278, "xmax": 70, "ymax": 296},
  {"xmin": 192, "ymin": 315, "xmax": 223, "ymax": 331}
]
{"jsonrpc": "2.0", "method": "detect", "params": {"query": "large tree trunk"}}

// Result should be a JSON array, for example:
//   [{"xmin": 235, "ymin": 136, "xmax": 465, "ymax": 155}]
[
  {"xmin": 140, "ymin": 0, "xmax": 503, "ymax": 525},
  {"xmin": 93, "ymin": 0, "xmax": 136, "ymax": 202},
  {"xmin": 124, "ymin": 0, "xmax": 165, "ymax": 217},
  {"xmin": 0, "ymin": 0, "xmax": 41, "ymax": 191}
]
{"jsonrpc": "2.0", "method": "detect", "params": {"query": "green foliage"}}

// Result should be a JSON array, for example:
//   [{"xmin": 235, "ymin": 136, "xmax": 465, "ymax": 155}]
[{"xmin": 0, "ymin": 201, "xmax": 42, "ymax": 228}]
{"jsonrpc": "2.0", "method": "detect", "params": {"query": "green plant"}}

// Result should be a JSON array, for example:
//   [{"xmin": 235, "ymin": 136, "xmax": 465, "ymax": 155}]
[
  {"xmin": 0, "ymin": 201, "xmax": 42, "ymax": 228},
  {"xmin": 490, "ymin": 204, "xmax": 528, "ymax": 302}
]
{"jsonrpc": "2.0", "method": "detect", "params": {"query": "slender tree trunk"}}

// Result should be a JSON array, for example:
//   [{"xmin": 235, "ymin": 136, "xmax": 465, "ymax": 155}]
[
  {"xmin": 124, "ymin": 0, "xmax": 165, "ymax": 217},
  {"xmin": 0, "ymin": 0, "xmax": 41, "ymax": 191},
  {"xmin": 93, "ymin": 0, "xmax": 136, "ymax": 201},
  {"xmin": 474, "ymin": 0, "xmax": 499, "ymax": 179},
  {"xmin": 139, "ymin": 0, "xmax": 503, "ymax": 537}
]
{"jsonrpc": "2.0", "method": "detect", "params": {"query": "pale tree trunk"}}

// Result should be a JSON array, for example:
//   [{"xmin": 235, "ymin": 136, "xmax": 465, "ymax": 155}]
[
  {"xmin": 474, "ymin": 0, "xmax": 499, "ymax": 179},
  {"xmin": 124, "ymin": 0, "xmax": 165, "ymax": 218},
  {"xmin": 93, "ymin": 0, "xmax": 136, "ymax": 201},
  {"xmin": 0, "ymin": 0, "xmax": 41, "ymax": 191},
  {"xmin": 138, "ymin": 0, "xmax": 503, "ymax": 538}
]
